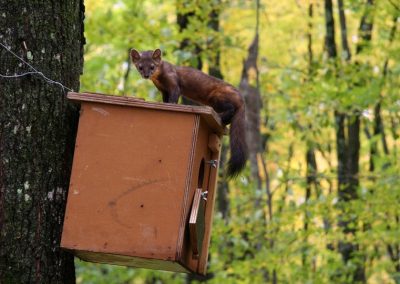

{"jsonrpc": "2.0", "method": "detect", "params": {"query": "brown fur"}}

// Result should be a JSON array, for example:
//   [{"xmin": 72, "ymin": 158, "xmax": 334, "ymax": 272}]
[{"xmin": 131, "ymin": 49, "xmax": 248, "ymax": 177}]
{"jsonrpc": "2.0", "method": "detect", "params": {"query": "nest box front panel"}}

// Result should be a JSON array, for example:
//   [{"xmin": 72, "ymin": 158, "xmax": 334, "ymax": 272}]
[{"xmin": 61, "ymin": 102, "xmax": 198, "ymax": 261}]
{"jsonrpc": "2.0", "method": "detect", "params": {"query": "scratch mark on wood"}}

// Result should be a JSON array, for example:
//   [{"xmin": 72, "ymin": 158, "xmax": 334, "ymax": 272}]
[
  {"xmin": 91, "ymin": 107, "xmax": 109, "ymax": 116},
  {"xmin": 108, "ymin": 178, "xmax": 168, "ymax": 228}
]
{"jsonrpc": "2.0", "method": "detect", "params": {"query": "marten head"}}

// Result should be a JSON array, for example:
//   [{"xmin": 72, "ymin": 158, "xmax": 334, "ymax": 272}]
[{"xmin": 130, "ymin": 49, "xmax": 162, "ymax": 79}]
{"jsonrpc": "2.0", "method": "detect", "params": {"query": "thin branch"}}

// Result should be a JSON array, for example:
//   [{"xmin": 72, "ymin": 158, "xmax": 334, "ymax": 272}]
[{"xmin": 388, "ymin": 0, "xmax": 400, "ymax": 11}]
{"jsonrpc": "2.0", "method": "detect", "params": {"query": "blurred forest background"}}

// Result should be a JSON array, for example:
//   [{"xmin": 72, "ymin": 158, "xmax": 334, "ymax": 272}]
[{"xmin": 77, "ymin": 0, "xmax": 400, "ymax": 283}]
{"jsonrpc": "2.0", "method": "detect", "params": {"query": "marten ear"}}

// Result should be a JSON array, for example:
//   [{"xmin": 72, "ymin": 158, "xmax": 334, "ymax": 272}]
[
  {"xmin": 130, "ymin": 49, "xmax": 141, "ymax": 63},
  {"xmin": 152, "ymin": 49, "xmax": 162, "ymax": 62}
]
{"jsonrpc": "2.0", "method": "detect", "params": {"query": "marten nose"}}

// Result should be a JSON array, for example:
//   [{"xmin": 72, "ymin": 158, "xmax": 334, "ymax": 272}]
[{"xmin": 144, "ymin": 74, "xmax": 149, "ymax": 79}]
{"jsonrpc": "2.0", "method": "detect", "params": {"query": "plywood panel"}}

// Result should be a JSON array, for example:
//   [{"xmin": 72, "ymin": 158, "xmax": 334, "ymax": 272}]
[{"xmin": 62, "ymin": 102, "xmax": 195, "ymax": 261}]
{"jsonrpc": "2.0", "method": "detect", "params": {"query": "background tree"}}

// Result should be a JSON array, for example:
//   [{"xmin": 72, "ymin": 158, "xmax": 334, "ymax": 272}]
[
  {"xmin": 239, "ymin": 7, "xmax": 262, "ymax": 190},
  {"xmin": 0, "ymin": 0, "xmax": 85, "ymax": 283},
  {"xmin": 176, "ymin": 0, "xmax": 203, "ymax": 69}
]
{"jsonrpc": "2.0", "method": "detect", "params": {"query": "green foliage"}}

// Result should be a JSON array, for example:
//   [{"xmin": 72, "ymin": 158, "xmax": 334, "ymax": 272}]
[
  {"xmin": 77, "ymin": 0, "xmax": 400, "ymax": 283},
  {"xmin": 76, "ymin": 259, "xmax": 185, "ymax": 284}
]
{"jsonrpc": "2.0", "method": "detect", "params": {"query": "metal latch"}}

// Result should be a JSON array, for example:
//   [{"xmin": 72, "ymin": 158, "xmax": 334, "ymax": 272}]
[
  {"xmin": 201, "ymin": 191, "xmax": 208, "ymax": 201},
  {"xmin": 206, "ymin": 159, "xmax": 218, "ymax": 168}
]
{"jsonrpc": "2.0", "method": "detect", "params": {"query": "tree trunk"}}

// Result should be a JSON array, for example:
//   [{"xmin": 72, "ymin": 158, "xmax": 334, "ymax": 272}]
[
  {"xmin": 333, "ymin": 0, "xmax": 348, "ymax": 192},
  {"xmin": 176, "ymin": 0, "xmax": 202, "ymax": 106},
  {"xmin": 324, "ymin": 0, "xmax": 346, "ymax": 203},
  {"xmin": 0, "ymin": 1, "xmax": 85, "ymax": 283},
  {"xmin": 372, "ymin": 15, "xmax": 398, "ymax": 275},
  {"xmin": 335, "ymin": 0, "xmax": 375, "ymax": 282},
  {"xmin": 239, "ymin": 34, "xmax": 262, "ymax": 189},
  {"xmin": 303, "ymin": 2, "xmax": 319, "ymax": 267},
  {"xmin": 206, "ymin": 0, "xmax": 231, "ymax": 221},
  {"xmin": 356, "ymin": 0, "xmax": 374, "ymax": 54},
  {"xmin": 325, "ymin": 0, "xmax": 363, "ymax": 281},
  {"xmin": 177, "ymin": 0, "xmax": 203, "ymax": 70},
  {"xmin": 338, "ymin": 0, "xmax": 352, "ymax": 61},
  {"xmin": 239, "ymin": 0, "xmax": 262, "ymax": 189},
  {"xmin": 369, "ymin": 16, "xmax": 396, "ymax": 170},
  {"xmin": 324, "ymin": 0, "xmax": 337, "ymax": 59}
]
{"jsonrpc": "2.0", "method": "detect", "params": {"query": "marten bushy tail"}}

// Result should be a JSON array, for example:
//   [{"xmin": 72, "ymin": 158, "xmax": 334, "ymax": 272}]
[{"xmin": 227, "ymin": 105, "xmax": 248, "ymax": 178}]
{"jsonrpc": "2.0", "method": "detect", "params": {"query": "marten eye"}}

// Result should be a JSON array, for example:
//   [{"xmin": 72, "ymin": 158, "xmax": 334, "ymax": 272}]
[
  {"xmin": 150, "ymin": 65, "xmax": 155, "ymax": 70},
  {"xmin": 138, "ymin": 65, "xmax": 143, "ymax": 70}
]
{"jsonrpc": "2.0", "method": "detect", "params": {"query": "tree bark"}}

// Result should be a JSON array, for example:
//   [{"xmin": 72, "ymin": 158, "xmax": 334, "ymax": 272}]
[{"xmin": 0, "ymin": 1, "xmax": 85, "ymax": 283}]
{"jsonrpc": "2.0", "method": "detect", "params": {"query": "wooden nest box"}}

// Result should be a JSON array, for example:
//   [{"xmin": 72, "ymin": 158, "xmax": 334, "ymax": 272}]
[{"xmin": 61, "ymin": 92, "xmax": 224, "ymax": 275}]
